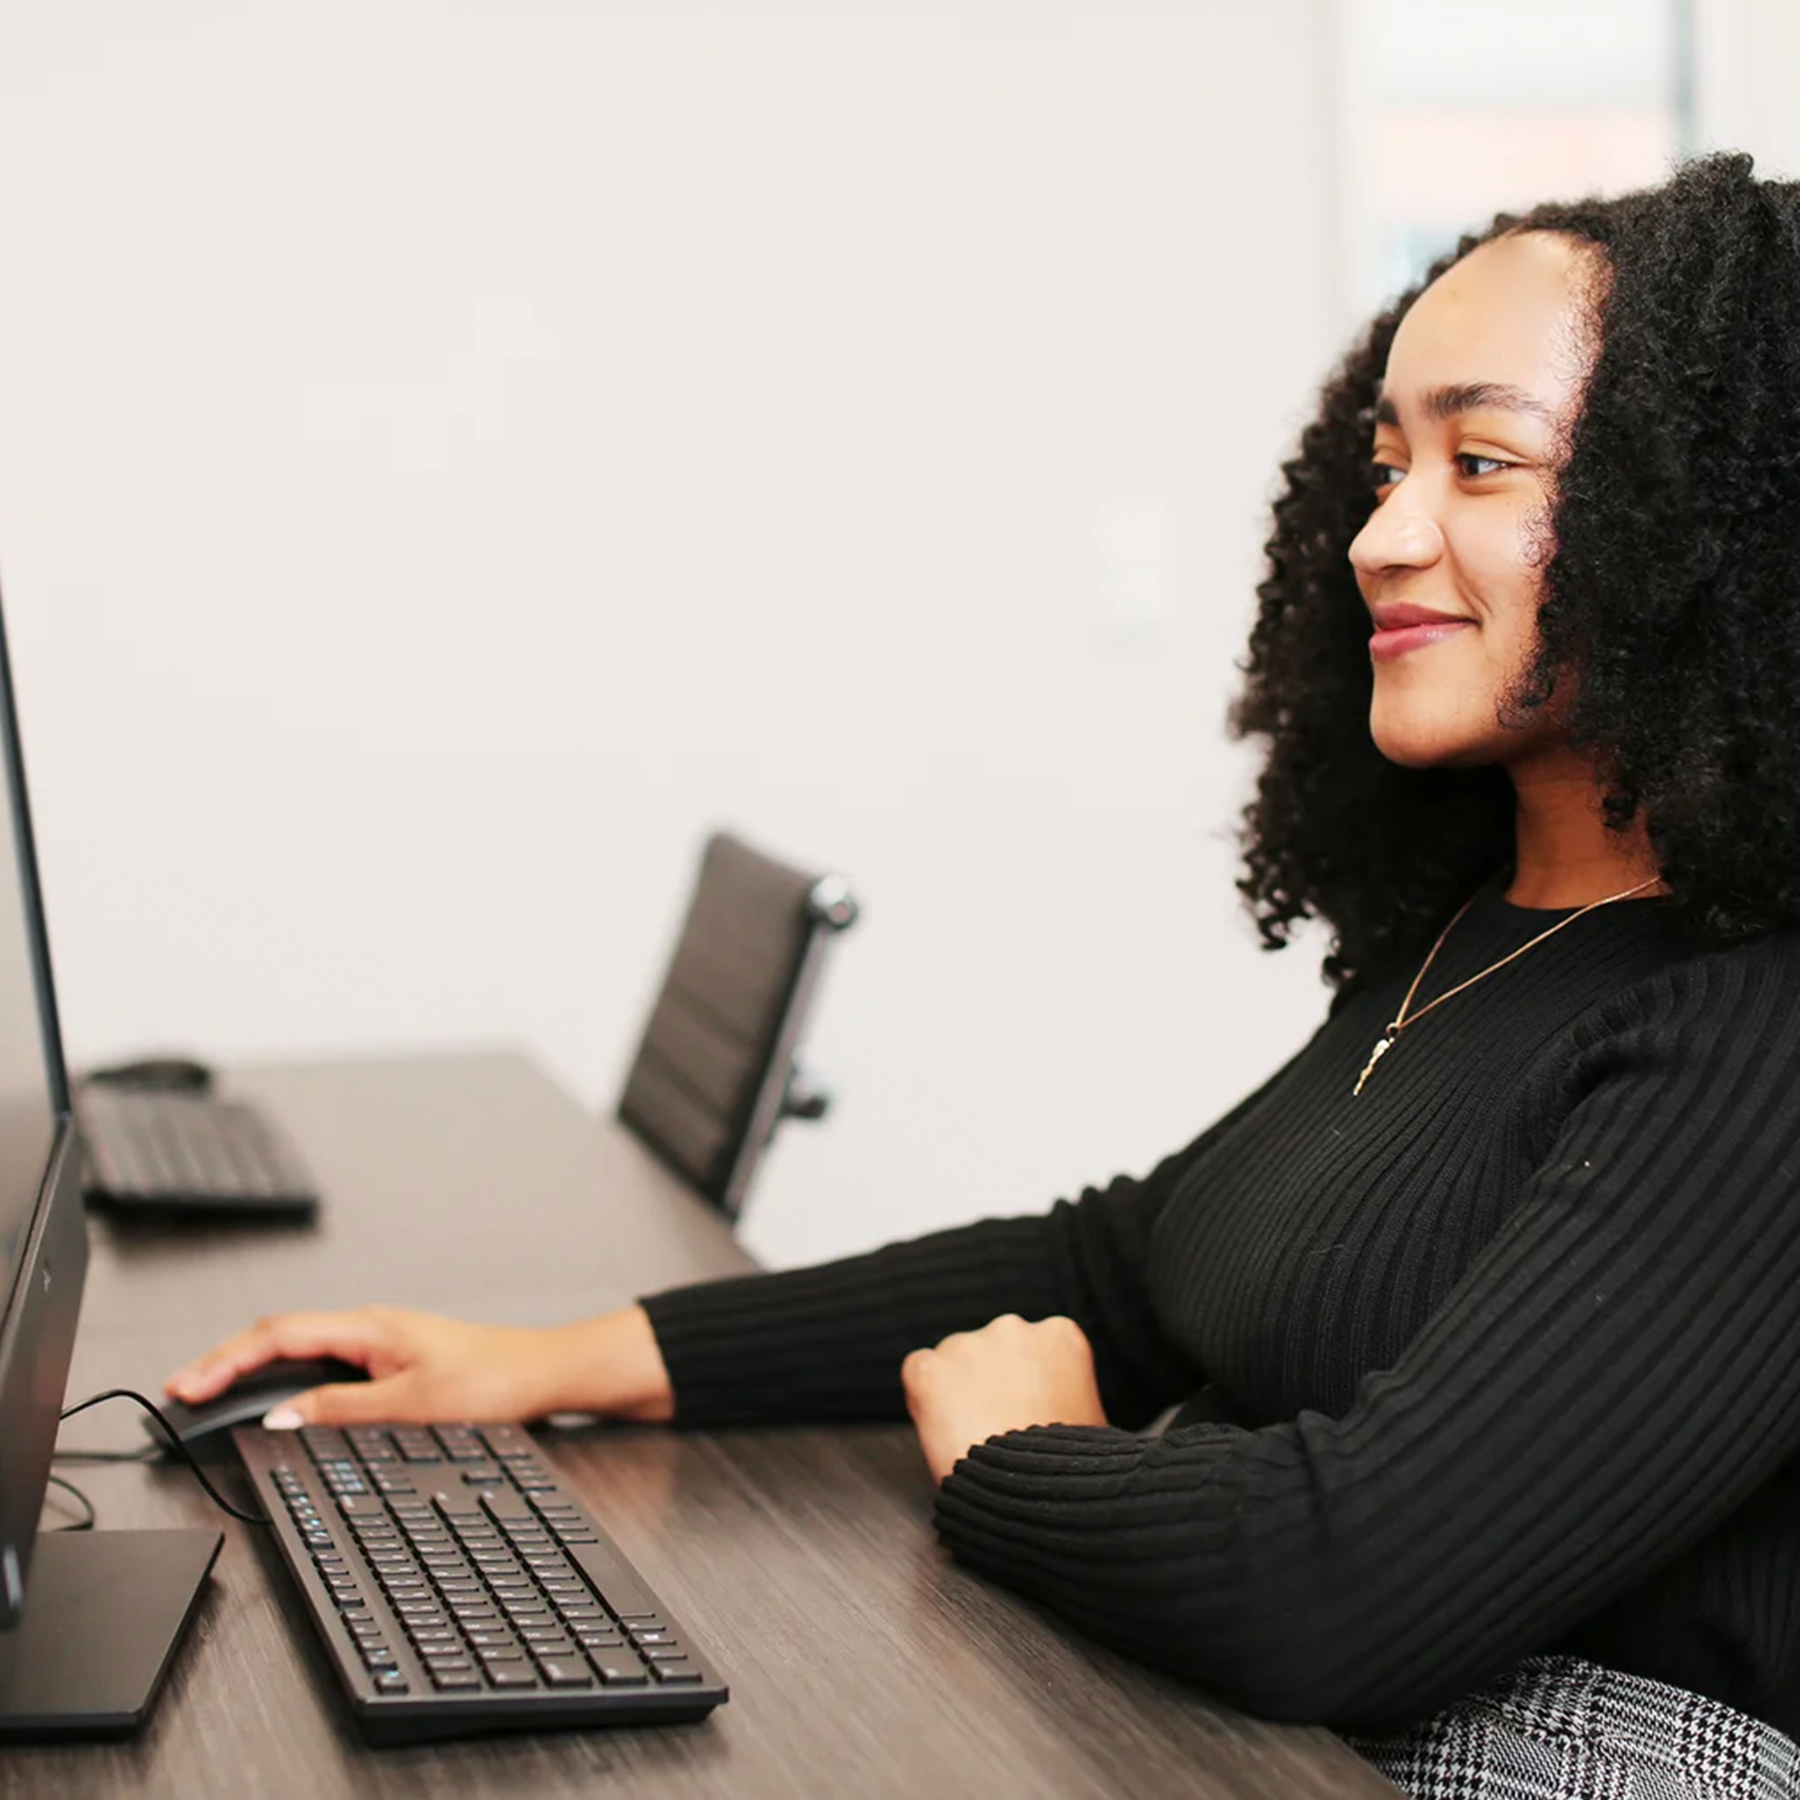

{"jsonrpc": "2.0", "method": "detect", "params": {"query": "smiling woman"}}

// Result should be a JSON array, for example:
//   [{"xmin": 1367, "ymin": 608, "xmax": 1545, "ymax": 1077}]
[
  {"xmin": 165, "ymin": 154, "xmax": 1800, "ymax": 1800},
  {"xmin": 1233, "ymin": 152, "xmax": 1800, "ymax": 978}
]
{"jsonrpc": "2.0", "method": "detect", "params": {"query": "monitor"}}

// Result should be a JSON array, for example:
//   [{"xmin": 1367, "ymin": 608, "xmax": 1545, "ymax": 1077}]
[{"xmin": 0, "ymin": 565, "xmax": 221, "ymax": 1737}]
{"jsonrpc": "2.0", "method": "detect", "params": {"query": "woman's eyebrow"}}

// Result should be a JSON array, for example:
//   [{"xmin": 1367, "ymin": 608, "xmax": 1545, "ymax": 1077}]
[{"xmin": 1374, "ymin": 382, "xmax": 1555, "ymax": 427}]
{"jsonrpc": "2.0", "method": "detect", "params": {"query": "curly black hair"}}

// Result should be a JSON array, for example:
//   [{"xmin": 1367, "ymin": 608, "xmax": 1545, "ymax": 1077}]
[{"xmin": 1229, "ymin": 151, "xmax": 1800, "ymax": 994}]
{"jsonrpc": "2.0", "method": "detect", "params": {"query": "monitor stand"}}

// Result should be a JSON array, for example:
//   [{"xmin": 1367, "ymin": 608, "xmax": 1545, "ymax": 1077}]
[{"xmin": 0, "ymin": 1528, "xmax": 221, "ymax": 1738}]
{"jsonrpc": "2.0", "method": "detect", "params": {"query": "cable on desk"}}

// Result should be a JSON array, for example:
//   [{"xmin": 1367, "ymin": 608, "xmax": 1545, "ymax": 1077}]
[
  {"xmin": 58, "ymin": 1389, "xmax": 269, "ymax": 1527},
  {"xmin": 44, "ymin": 1473, "xmax": 95, "ymax": 1532}
]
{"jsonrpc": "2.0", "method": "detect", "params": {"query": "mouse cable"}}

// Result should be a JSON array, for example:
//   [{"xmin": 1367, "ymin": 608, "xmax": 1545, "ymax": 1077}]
[
  {"xmin": 44, "ymin": 1472, "xmax": 95, "ymax": 1532},
  {"xmin": 58, "ymin": 1388, "xmax": 269, "ymax": 1527}
]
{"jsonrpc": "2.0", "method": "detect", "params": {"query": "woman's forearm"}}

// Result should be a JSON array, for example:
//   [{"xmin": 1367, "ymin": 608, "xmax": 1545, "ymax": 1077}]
[{"xmin": 543, "ymin": 1304, "xmax": 676, "ymax": 1421}]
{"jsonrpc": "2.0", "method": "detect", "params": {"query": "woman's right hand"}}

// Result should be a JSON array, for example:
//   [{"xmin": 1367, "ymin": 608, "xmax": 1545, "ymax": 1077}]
[{"xmin": 163, "ymin": 1303, "xmax": 676, "ymax": 1428}]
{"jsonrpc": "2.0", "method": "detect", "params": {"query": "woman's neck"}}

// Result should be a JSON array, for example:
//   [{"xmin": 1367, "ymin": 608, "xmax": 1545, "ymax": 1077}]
[{"xmin": 1505, "ymin": 750, "xmax": 1666, "ymax": 909}]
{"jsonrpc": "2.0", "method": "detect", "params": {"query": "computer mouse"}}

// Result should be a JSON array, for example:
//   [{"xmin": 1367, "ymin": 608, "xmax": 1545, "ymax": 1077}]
[
  {"xmin": 85, "ymin": 1054, "xmax": 214, "ymax": 1094},
  {"xmin": 148, "ymin": 1356, "xmax": 370, "ymax": 1460}
]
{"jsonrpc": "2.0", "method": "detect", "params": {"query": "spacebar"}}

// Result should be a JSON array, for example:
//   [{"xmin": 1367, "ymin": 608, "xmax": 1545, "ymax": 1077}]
[{"xmin": 562, "ymin": 1539, "xmax": 657, "ymax": 1619}]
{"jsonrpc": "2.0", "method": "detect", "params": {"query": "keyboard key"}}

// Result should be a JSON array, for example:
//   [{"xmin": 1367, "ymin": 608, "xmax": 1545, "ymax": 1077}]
[
  {"xmin": 536, "ymin": 1659, "xmax": 593, "ymax": 1689},
  {"xmin": 486, "ymin": 1666, "xmax": 539, "ymax": 1691},
  {"xmin": 372, "ymin": 1670, "xmax": 409, "ymax": 1695},
  {"xmin": 589, "ymin": 1655, "xmax": 649, "ymax": 1688},
  {"xmin": 654, "ymin": 1665, "xmax": 705, "ymax": 1685},
  {"xmin": 481, "ymin": 1491, "xmax": 535, "ymax": 1528}
]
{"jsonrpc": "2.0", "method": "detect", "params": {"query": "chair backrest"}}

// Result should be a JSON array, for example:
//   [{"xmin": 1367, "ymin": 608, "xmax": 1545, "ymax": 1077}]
[{"xmin": 616, "ymin": 830, "xmax": 857, "ymax": 1218}]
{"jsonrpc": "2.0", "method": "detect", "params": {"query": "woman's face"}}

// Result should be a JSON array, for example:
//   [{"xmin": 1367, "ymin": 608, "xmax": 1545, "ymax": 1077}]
[{"xmin": 1349, "ymin": 230, "xmax": 1599, "ymax": 771}]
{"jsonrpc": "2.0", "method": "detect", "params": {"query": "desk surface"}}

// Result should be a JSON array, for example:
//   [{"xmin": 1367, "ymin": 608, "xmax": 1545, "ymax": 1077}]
[{"xmin": 11, "ymin": 1050, "xmax": 1396, "ymax": 1799}]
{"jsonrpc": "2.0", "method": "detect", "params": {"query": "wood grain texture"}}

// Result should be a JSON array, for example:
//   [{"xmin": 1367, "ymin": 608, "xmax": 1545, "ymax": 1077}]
[{"xmin": 14, "ymin": 1050, "xmax": 1397, "ymax": 1799}]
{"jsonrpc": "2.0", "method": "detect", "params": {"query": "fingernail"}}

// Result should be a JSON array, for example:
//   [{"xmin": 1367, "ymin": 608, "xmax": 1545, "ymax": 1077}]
[
  {"xmin": 167, "ymin": 1368, "xmax": 196, "ymax": 1396},
  {"xmin": 262, "ymin": 1405, "xmax": 303, "ymax": 1429}
]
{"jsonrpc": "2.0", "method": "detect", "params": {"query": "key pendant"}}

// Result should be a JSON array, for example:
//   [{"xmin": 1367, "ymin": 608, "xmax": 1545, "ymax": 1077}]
[{"xmin": 1354, "ymin": 1027, "xmax": 1399, "ymax": 1097}]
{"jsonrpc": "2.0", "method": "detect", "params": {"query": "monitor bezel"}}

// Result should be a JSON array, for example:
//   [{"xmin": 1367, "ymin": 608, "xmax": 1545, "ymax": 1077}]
[
  {"xmin": 0, "ymin": 568, "xmax": 85, "ymax": 1628},
  {"xmin": 0, "ymin": 584, "xmax": 70, "ymax": 1118}
]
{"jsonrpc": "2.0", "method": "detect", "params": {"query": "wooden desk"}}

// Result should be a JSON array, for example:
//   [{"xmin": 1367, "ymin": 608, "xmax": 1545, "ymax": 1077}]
[{"xmin": 9, "ymin": 1050, "xmax": 1396, "ymax": 1799}]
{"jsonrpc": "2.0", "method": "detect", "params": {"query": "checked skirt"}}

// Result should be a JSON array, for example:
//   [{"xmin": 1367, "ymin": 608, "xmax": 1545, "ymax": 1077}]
[{"xmin": 1341, "ymin": 1655, "xmax": 1800, "ymax": 1800}]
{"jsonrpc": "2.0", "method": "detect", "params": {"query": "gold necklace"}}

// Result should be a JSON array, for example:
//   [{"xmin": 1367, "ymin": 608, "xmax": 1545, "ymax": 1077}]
[{"xmin": 1352, "ymin": 874, "xmax": 1663, "ymax": 1097}]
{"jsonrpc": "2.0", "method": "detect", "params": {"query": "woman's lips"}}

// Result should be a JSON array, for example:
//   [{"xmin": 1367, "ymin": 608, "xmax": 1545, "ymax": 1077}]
[{"xmin": 1370, "ymin": 619, "xmax": 1476, "ymax": 662}]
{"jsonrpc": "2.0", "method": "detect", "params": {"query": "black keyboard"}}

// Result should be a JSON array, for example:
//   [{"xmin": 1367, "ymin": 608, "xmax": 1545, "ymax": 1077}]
[
  {"xmin": 79, "ymin": 1088, "xmax": 320, "ymax": 1220},
  {"xmin": 233, "ymin": 1421, "xmax": 728, "ymax": 1744}
]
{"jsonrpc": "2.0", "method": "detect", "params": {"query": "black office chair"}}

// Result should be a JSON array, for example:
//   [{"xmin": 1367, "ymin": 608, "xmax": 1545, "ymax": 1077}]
[{"xmin": 616, "ymin": 830, "xmax": 859, "ymax": 1219}]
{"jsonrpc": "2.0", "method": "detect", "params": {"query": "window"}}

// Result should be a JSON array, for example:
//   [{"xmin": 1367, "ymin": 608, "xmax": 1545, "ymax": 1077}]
[{"xmin": 1338, "ymin": 0, "xmax": 1695, "ymax": 314}]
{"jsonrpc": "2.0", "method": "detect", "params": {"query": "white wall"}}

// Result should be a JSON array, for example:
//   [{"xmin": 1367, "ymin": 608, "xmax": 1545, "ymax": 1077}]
[{"xmin": 0, "ymin": 2, "xmax": 1344, "ymax": 1271}]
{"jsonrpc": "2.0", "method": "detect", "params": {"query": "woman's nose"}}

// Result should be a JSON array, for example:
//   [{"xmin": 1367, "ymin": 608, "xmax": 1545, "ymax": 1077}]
[{"xmin": 1349, "ymin": 484, "xmax": 1445, "ymax": 575}]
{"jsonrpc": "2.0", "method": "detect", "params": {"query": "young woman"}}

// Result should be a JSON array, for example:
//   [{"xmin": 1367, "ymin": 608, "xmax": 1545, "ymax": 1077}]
[{"xmin": 168, "ymin": 155, "xmax": 1800, "ymax": 1796}]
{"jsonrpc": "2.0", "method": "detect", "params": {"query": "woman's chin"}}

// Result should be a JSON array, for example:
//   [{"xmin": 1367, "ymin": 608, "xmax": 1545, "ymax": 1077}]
[{"xmin": 1368, "ymin": 712, "xmax": 1485, "ymax": 770}]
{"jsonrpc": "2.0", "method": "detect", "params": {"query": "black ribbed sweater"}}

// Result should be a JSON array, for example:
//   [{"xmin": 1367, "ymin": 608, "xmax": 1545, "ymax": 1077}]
[{"xmin": 639, "ymin": 872, "xmax": 1800, "ymax": 1737}]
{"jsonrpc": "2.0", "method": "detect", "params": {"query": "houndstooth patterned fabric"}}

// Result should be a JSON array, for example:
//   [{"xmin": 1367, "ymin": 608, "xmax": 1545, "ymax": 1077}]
[{"xmin": 1341, "ymin": 1655, "xmax": 1800, "ymax": 1800}]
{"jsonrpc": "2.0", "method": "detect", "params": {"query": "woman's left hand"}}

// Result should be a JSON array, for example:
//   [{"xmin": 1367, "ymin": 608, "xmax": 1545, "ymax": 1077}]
[{"xmin": 901, "ymin": 1313, "xmax": 1109, "ymax": 1484}]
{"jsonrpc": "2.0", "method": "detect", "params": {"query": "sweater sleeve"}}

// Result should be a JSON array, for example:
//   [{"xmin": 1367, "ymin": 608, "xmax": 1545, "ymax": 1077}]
[
  {"xmin": 639, "ymin": 1063, "xmax": 1290, "ymax": 1430},
  {"xmin": 932, "ymin": 943, "xmax": 1800, "ymax": 1732}
]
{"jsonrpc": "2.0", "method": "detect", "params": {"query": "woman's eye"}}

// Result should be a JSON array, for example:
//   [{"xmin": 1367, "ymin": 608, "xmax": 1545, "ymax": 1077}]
[
  {"xmin": 1369, "ymin": 460, "xmax": 1405, "ymax": 494},
  {"xmin": 1456, "ymin": 453, "xmax": 1510, "ymax": 478}
]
